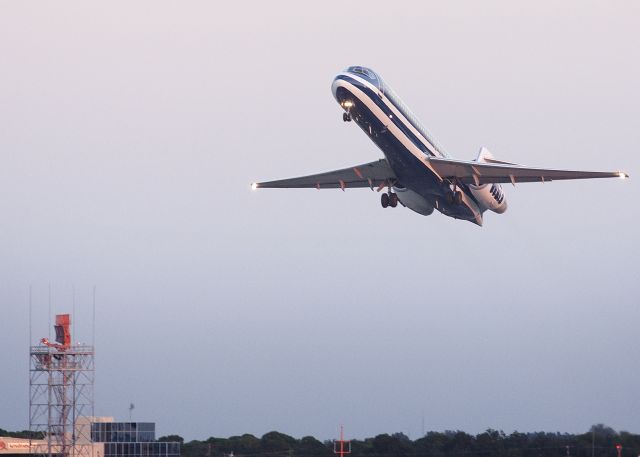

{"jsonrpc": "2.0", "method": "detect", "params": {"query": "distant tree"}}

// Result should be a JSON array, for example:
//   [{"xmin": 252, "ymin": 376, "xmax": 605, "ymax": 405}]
[
  {"xmin": 145, "ymin": 426, "xmax": 640, "ymax": 457},
  {"xmin": 227, "ymin": 434, "xmax": 261, "ymax": 455},
  {"xmin": 260, "ymin": 431, "xmax": 297, "ymax": 453},
  {"xmin": 158, "ymin": 435, "xmax": 185, "ymax": 443},
  {"xmin": 0, "ymin": 430, "xmax": 45, "ymax": 440},
  {"xmin": 181, "ymin": 439, "xmax": 207, "ymax": 457},
  {"xmin": 618, "ymin": 431, "xmax": 640, "ymax": 457},
  {"xmin": 476, "ymin": 428, "xmax": 506, "ymax": 456},
  {"xmin": 504, "ymin": 431, "xmax": 529, "ymax": 457},
  {"xmin": 578, "ymin": 424, "xmax": 620, "ymax": 457},
  {"xmin": 444, "ymin": 430, "xmax": 474, "ymax": 456},
  {"xmin": 414, "ymin": 431, "xmax": 448, "ymax": 457},
  {"xmin": 589, "ymin": 424, "xmax": 617, "ymax": 438},
  {"xmin": 350, "ymin": 437, "xmax": 373, "ymax": 457},
  {"xmin": 370, "ymin": 433, "xmax": 413, "ymax": 457},
  {"xmin": 295, "ymin": 436, "xmax": 332, "ymax": 457}
]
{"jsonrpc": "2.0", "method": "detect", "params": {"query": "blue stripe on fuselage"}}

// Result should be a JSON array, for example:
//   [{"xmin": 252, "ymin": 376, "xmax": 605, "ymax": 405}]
[
  {"xmin": 334, "ymin": 74, "xmax": 436, "ymax": 157},
  {"xmin": 333, "ymin": 74, "xmax": 482, "ymax": 224}
]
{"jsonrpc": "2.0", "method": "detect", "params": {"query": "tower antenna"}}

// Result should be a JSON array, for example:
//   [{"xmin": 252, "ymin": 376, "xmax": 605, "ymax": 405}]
[
  {"xmin": 92, "ymin": 286, "xmax": 96, "ymax": 419},
  {"xmin": 30, "ymin": 312, "xmax": 94, "ymax": 457},
  {"xmin": 72, "ymin": 285, "xmax": 75, "ymax": 342},
  {"xmin": 333, "ymin": 426, "xmax": 351, "ymax": 457},
  {"xmin": 29, "ymin": 286, "xmax": 32, "ymax": 348},
  {"xmin": 48, "ymin": 284, "xmax": 52, "ymax": 341},
  {"xmin": 92, "ymin": 286, "xmax": 96, "ymax": 348}
]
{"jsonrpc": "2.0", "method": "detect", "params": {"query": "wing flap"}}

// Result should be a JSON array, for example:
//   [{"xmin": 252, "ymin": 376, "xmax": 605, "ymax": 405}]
[
  {"xmin": 428, "ymin": 157, "xmax": 627, "ymax": 185},
  {"xmin": 254, "ymin": 159, "xmax": 397, "ymax": 189}
]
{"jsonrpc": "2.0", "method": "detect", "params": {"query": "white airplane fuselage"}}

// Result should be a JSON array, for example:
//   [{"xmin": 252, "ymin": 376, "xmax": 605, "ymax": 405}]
[
  {"xmin": 253, "ymin": 66, "xmax": 627, "ymax": 225},
  {"xmin": 332, "ymin": 66, "xmax": 506, "ymax": 226}
]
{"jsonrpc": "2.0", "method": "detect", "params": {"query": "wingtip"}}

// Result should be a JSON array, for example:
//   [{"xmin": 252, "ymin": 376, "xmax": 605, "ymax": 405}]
[
  {"xmin": 618, "ymin": 172, "xmax": 629, "ymax": 179},
  {"xmin": 251, "ymin": 182, "xmax": 259, "ymax": 190}
]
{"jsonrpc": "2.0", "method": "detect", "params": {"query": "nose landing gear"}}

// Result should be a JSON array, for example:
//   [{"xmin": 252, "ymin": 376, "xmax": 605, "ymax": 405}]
[{"xmin": 343, "ymin": 112, "xmax": 351, "ymax": 122}]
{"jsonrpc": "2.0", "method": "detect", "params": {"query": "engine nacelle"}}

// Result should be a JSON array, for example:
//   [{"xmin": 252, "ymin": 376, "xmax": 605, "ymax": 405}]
[
  {"xmin": 394, "ymin": 186, "xmax": 434, "ymax": 216},
  {"xmin": 469, "ymin": 146, "xmax": 508, "ymax": 214},
  {"xmin": 469, "ymin": 183, "xmax": 507, "ymax": 214}
]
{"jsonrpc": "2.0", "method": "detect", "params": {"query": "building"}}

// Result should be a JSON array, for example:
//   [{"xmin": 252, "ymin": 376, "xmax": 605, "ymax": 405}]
[
  {"xmin": 1, "ymin": 417, "xmax": 180, "ymax": 457},
  {"xmin": 12, "ymin": 313, "xmax": 181, "ymax": 457},
  {"xmin": 91, "ymin": 419, "xmax": 180, "ymax": 457}
]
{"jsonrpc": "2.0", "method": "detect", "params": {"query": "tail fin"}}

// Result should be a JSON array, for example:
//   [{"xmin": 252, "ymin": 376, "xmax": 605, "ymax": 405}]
[
  {"xmin": 475, "ymin": 147, "xmax": 518, "ymax": 165},
  {"xmin": 475, "ymin": 146, "xmax": 494, "ymax": 163}
]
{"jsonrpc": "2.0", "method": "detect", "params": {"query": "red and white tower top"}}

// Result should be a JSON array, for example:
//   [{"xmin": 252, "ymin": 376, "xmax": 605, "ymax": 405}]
[{"xmin": 333, "ymin": 426, "xmax": 351, "ymax": 457}]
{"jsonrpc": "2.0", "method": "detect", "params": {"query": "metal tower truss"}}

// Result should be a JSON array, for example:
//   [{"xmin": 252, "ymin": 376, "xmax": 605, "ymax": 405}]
[{"xmin": 30, "ymin": 314, "xmax": 94, "ymax": 457}]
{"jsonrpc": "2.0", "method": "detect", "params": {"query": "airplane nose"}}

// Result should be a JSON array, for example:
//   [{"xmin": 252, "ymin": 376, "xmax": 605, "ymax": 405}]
[{"xmin": 331, "ymin": 76, "xmax": 341, "ymax": 100}]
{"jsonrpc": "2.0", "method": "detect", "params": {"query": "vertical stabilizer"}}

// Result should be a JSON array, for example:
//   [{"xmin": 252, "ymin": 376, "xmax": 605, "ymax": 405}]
[{"xmin": 475, "ymin": 146, "xmax": 494, "ymax": 163}]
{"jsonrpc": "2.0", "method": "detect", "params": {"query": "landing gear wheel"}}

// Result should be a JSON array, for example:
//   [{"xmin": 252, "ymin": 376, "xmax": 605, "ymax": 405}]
[
  {"xmin": 381, "ymin": 193, "xmax": 389, "ymax": 208},
  {"xmin": 343, "ymin": 112, "xmax": 351, "ymax": 122},
  {"xmin": 454, "ymin": 191, "xmax": 463, "ymax": 205},
  {"xmin": 445, "ymin": 192, "xmax": 454, "ymax": 205},
  {"xmin": 389, "ymin": 193, "xmax": 398, "ymax": 207}
]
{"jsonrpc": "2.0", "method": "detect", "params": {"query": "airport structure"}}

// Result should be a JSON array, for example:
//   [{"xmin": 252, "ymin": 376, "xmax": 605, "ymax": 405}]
[
  {"xmin": 29, "ymin": 314, "xmax": 94, "ymax": 457},
  {"xmin": 0, "ymin": 313, "xmax": 180, "ymax": 457},
  {"xmin": 0, "ymin": 419, "xmax": 179, "ymax": 457}
]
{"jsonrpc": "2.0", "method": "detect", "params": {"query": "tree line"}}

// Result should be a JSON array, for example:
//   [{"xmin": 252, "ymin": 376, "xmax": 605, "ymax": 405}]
[
  {"xmin": 157, "ymin": 424, "xmax": 640, "ymax": 457},
  {"xmin": 0, "ymin": 429, "xmax": 44, "ymax": 439}
]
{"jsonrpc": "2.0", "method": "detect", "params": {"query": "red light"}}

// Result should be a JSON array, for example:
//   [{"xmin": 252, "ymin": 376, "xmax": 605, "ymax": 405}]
[{"xmin": 616, "ymin": 445, "xmax": 622, "ymax": 450}]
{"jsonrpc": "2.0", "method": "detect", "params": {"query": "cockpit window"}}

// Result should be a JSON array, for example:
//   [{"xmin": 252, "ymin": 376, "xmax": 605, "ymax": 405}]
[
  {"xmin": 344, "ymin": 66, "xmax": 450, "ymax": 157},
  {"xmin": 346, "ymin": 66, "xmax": 378, "ymax": 81}
]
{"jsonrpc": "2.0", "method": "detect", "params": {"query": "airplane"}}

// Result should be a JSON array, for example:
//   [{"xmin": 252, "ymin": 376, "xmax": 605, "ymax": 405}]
[{"xmin": 252, "ymin": 66, "xmax": 629, "ymax": 226}]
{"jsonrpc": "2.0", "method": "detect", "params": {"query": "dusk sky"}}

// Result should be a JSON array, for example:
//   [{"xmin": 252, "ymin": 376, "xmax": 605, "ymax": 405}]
[{"xmin": 1, "ymin": 1, "xmax": 638, "ymax": 442}]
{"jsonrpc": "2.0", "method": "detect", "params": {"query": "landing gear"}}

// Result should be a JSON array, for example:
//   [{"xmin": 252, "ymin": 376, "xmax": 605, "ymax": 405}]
[
  {"xmin": 343, "ymin": 112, "xmax": 351, "ymax": 122},
  {"xmin": 381, "ymin": 192, "xmax": 398, "ymax": 208},
  {"xmin": 444, "ymin": 179, "xmax": 464, "ymax": 205},
  {"xmin": 445, "ymin": 190, "xmax": 463, "ymax": 205},
  {"xmin": 445, "ymin": 192, "xmax": 454, "ymax": 205},
  {"xmin": 389, "ymin": 192, "xmax": 398, "ymax": 207},
  {"xmin": 381, "ymin": 192, "xmax": 389, "ymax": 208}
]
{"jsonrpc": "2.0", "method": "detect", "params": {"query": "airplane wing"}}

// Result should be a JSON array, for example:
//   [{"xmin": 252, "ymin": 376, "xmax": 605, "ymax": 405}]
[
  {"xmin": 253, "ymin": 159, "xmax": 397, "ymax": 190},
  {"xmin": 427, "ymin": 157, "xmax": 628, "ymax": 185}
]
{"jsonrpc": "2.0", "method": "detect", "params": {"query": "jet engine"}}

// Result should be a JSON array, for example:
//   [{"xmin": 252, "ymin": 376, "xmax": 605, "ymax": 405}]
[
  {"xmin": 468, "ymin": 183, "xmax": 507, "ymax": 214},
  {"xmin": 469, "ymin": 146, "xmax": 508, "ymax": 214},
  {"xmin": 394, "ymin": 186, "xmax": 435, "ymax": 215}
]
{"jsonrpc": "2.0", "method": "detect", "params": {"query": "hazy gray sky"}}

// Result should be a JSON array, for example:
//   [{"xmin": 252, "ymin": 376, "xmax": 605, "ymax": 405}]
[{"xmin": 1, "ymin": 0, "xmax": 638, "ymax": 442}]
